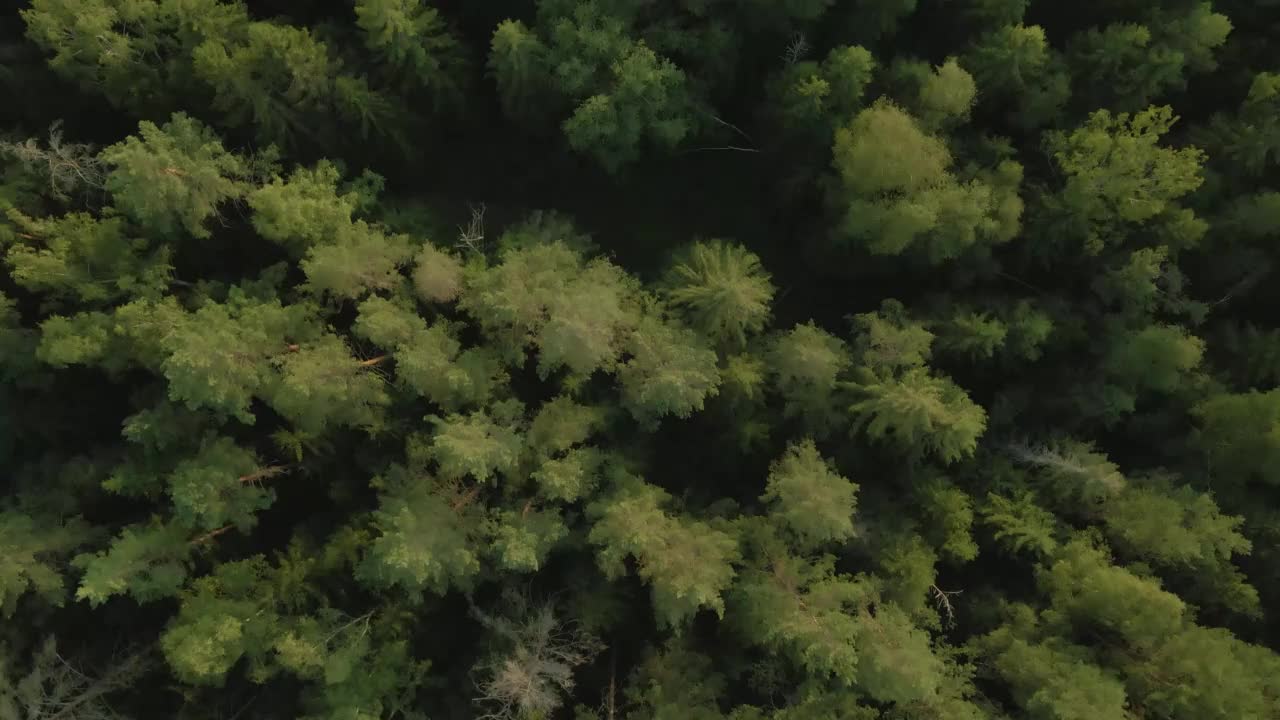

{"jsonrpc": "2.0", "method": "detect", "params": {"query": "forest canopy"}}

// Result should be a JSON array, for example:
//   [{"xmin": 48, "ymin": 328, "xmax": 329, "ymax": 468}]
[{"xmin": 2, "ymin": 0, "xmax": 1280, "ymax": 718}]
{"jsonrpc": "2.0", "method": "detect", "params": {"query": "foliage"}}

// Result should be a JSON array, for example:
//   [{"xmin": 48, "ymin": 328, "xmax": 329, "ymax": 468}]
[{"xmin": 6, "ymin": 1, "xmax": 1280, "ymax": 717}]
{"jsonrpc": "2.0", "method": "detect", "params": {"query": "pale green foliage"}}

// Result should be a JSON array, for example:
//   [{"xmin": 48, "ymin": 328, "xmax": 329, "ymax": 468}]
[
  {"xmin": 411, "ymin": 241, "xmax": 464, "ymax": 303},
  {"xmin": 1007, "ymin": 440, "xmax": 1127, "ymax": 510},
  {"xmin": 770, "ymin": 45, "xmax": 876, "ymax": 137},
  {"xmin": 617, "ymin": 645, "xmax": 727, "ymax": 720},
  {"xmin": 4, "ymin": 211, "xmax": 171, "ymax": 304},
  {"xmin": 1102, "ymin": 479, "xmax": 1249, "ymax": 567},
  {"xmin": 833, "ymin": 101, "xmax": 1021, "ymax": 262},
  {"xmin": 488, "ymin": 19, "xmax": 551, "ymax": 121},
  {"xmin": 853, "ymin": 300, "xmax": 935, "ymax": 372},
  {"xmin": 563, "ymin": 42, "xmax": 695, "ymax": 172},
  {"xmin": 192, "ymin": 22, "xmax": 395, "ymax": 145},
  {"xmin": 487, "ymin": 507, "xmax": 569, "ymax": 572},
  {"xmin": 587, "ymin": 476, "xmax": 739, "ymax": 628},
  {"xmin": 160, "ymin": 558, "xmax": 281, "ymax": 685},
  {"xmin": 767, "ymin": 322, "xmax": 850, "ymax": 434},
  {"xmin": 357, "ymin": 469, "xmax": 483, "ymax": 595},
  {"xmin": 355, "ymin": 0, "xmax": 465, "ymax": 101},
  {"xmin": 301, "ymin": 223, "xmax": 414, "ymax": 299},
  {"xmin": 1127, "ymin": 625, "xmax": 1280, "ymax": 720},
  {"xmin": 168, "ymin": 435, "xmax": 271, "ymax": 531},
  {"xmin": 731, "ymin": 552, "xmax": 870, "ymax": 684},
  {"xmin": 537, "ymin": 259, "xmax": 641, "ymax": 377},
  {"xmin": 662, "ymin": 240, "xmax": 775, "ymax": 348},
  {"xmin": 618, "ymin": 315, "xmax": 722, "ymax": 426},
  {"xmin": 1194, "ymin": 389, "xmax": 1280, "ymax": 486},
  {"xmin": 428, "ymin": 411, "xmax": 523, "ymax": 482},
  {"xmin": 1103, "ymin": 323, "xmax": 1204, "ymax": 393},
  {"xmin": 934, "ymin": 311, "xmax": 1008, "ymax": 361},
  {"xmin": 462, "ymin": 240, "xmax": 641, "ymax": 374},
  {"xmin": 1067, "ymin": 23, "xmax": 1186, "ymax": 110},
  {"xmin": 977, "ymin": 623, "xmax": 1130, "ymax": 720},
  {"xmin": 248, "ymin": 161, "xmax": 359, "ymax": 255},
  {"xmin": 875, "ymin": 532, "xmax": 938, "ymax": 615},
  {"xmin": 354, "ymin": 297, "xmax": 502, "ymax": 410},
  {"xmin": 981, "ymin": 492, "xmax": 1060, "ymax": 556},
  {"xmin": 917, "ymin": 478, "xmax": 979, "ymax": 563},
  {"xmin": 72, "ymin": 522, "xmax": 192, "ymax": 606},
  {"xmin": 1048, "ymin": 106, "xmax": 1205, "ymax": 250},
  {"xmin": 855, "ymin": 601, "xmax": 943, "ymax": 704},
  {"xmin": 0, "ymin": 512, "xmax": 90, "ymax": 616},
  {"xmin": 267, "ymin": 334, "xmax": 390, "ymax": 433},
  {"xmin": 21, "ymin": 0, "xmax": 249, "ymax": 112},
  {"xmin": 156, "ymin": 297, "xmax": 316, "ymax": 423},
  {"xmin": 850, "ymin": 368, "xmax": 987, "ymax": 464},
  {"xmin": 527, "ymin": 397, "xmax": 604, "ymax": 456},
  {"xmin": 761, "ymin": 440, "xmax": 858, "ymax": 548},
  {"xmin": 35, "ymin": 311, "xmax": 116, "ymax": 369},
  {"xmin": 963, "ymin": 24, "xmax": 1070, "ymax": 129},
  {"xmin": 101, "ymin": 113, "xmax": 246, "ymax": 238},
  {"xmin": 891, "ymin": 57, "xmax": 978, "ymax": 129},
  {"xmin": 1038, "ymin": 537, "xmax": 1186, "ymax": 649},
  {"xmin": 533, "ymin": 448, "xmax": 604, "ymax": 502}
]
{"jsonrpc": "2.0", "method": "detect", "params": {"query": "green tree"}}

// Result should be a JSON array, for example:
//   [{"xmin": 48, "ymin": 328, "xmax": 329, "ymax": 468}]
[
  {"xmin": 761, "ymin": 441, "xmax": 858, "ymax": 548},
  {"xmin": 587, "ymin": 474, "xmax": 739, "ymax": 629},
  {"xmin": 662, "ymin": 240, "xmax": 775, "ymax": 349},
  {"xmin": 100, "ymin": 113, "xmax": 246, "ymax": 239}
]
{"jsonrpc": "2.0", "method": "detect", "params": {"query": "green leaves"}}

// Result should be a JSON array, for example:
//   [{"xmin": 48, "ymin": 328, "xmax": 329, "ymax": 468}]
[
  {"xmin": 663, "ymin": 240, "xmax": 775, "ymax": 348},
  {"xmin": 73, "ymin": 522, "xmax": 192, "ymax": 606},
  {"xmin": 588, "ymin": 475, "xmax": 739, "ymax": 628},
  {"xmin": 427, "ymin": 411, "xmax": 523, "ymax": 483},
  {"xmin": 101, "ymin": 113, "xmax": 246, "ymax": 238},
  {"xmin": 357, "ymin": 468, "xmax": 483, "ymax": 596},
  {"xmin": 0, "ymin": 511, "xmax": 91, "ymax": 616},
  {"xmin": 4, "ymin": 212, "xmax": 171, "ymax": 304},
  {"xmin": 1047, "ymin": 106, "xmax": 1205, "ymax": 251},
  {"xmin": 761, "ymin": 441, "xmax": 858, "ymax": 548},
  {"xmin": 850, "ymin": 367, "xmax": 987, "ymax": 464},
  {"xmin": 618, "ymin": 315, "xmax": 722, "ymax": 426},
  {"xmin": 1194, "ymin": 389, "xmax": 1280, "ymax": 486},
  {"xmin": 832, "ymin": 101, "xmax": 1022, "ymax": 262}
]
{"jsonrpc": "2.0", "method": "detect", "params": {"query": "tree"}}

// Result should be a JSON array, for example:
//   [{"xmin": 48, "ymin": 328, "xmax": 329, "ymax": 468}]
[
  {"xmin": 192, "ymin": 23, "xmax": 397, "ymax": 146},
  {"xmin": 1046, "ymin": 106, "xmax": 1205, "ymax": 252},
  {"xmin": 761, "ymin": 441, "xmax": 858, "ymax": 548},
  {"xmin": 617, "ymin": 314, "xmax": 722, "ymax": 426},
  {"xmin": 563, "ymin": 43, "xmax": 697, "ymax": 172},
  {"xmin": 355, "ymin": 0, "xmax": 467, "ymax": 105},
  {"xmin": 832, "ymin": 101, "xmax": 1022, "ymax": 262},
  {"xmin": 0, "ymin": 511, "xmax": 90, "ymax": 616},
  {"xmin": 767, "ymin": 322, "xmax": 851, "ymax": 436},
  {"xmin": 357, "ymin": 467, "xmax": 485, "ymax": 596},
  {"xmin": 100, "ymin": 114, "xmax": 246, "ymax": 239},
  {"xmin": 1194, "ymin": 389, "xmax": 1280, "ymax": 486},
  {"xmin": 962, "ymin": 24, "xmax": 1070, "ymax": 129},
  {"xmin": 587, "ymin": 475, "xmax": 739, "ymax": 629},
  {"xmin": 4, "ymin": 212, "xmax": 171, "ymax": 305},
  {"xmin": 662, "ymin": 240, "xmax": 775, "ymax": 349}
]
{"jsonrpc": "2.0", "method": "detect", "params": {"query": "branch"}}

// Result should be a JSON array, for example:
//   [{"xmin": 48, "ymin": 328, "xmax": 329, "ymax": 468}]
[
  {"xmin": 190, "ymin": 525, "xmax": 233, "ymax": 546},
  {"xmin": 708, "ymin": 115, "xmax": 754, "ymax": 143},
  {"xmin": 46, "ymin": 646, "xmax": 152, "ymax": 720},
  {"xmin": 682, "ymin": 146, "xmax": 761, "ymax": 154},
  {"xmin": 238, "ymin": 465, "xmax": 289, "ymax": 484}
]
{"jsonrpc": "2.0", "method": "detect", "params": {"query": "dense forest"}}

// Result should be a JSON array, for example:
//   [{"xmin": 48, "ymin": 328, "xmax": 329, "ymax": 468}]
[{"xmin": 2, "ymin": 0, "xmax": 1280, "ymax": 718}]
